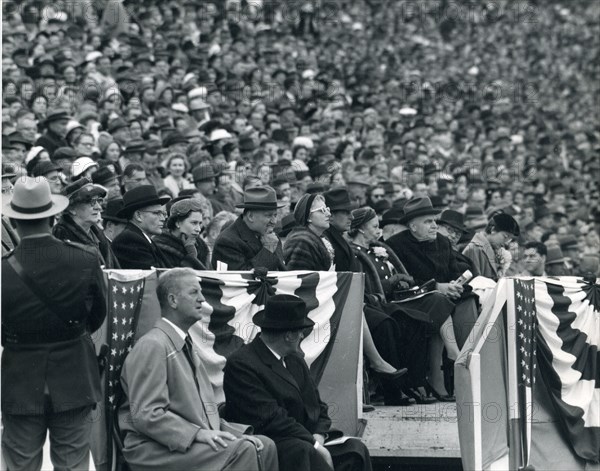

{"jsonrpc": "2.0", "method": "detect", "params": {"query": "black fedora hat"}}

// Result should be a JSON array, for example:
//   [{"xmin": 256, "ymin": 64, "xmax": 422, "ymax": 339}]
[
  {"xmin": 236, "ymin": 186, "xmax": 285, "ymax": 210},
  {"xmin": 381, "ymin": 207, "xmax": 405, "ymax": 227},
  {"xmin": 399, "ymin": 197, "xmax": 441, "ymax": 224},
  {"xmin": 117, "ymin": 185, "xmax": 171, "ymax": 218},
  {"xmin": 102, "ymin": 198, "xmax": 128, "ymax": 223},
  {"xmin": 323, "ymin": 187, "xmax": 354, "ymax": 212},
  {"xmin": 253, "ymin": 294, "xmax": 315, "ymax": 331},
  {"xmin": 437, "ymin": 209, "xmax": 467, "ymax": 233}
]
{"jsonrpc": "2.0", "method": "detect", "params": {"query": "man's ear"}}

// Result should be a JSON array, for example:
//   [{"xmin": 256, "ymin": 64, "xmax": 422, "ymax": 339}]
[{"xmin": 168, "ymin": 292, "xmax": 178, "ymax": 309}]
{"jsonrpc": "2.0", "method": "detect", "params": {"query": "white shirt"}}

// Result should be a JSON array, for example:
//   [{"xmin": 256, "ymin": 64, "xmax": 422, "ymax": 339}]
[{"xmin": 265, "ymin": 343, "xmax": 286, "ymax": 367}]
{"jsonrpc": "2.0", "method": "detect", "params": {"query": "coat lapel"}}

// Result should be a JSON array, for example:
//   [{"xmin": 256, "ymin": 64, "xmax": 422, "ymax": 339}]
[
  {"xmin": 235, "ymin": 217, "xmax": 263, "ymax": 253},
  {"xmin": 155, "ymin": 319, "xmax": 219, "ymax": 429},
  {"xmin": 472, "ymin": 232, "xmax": 498, "ymax": 276},
  {"xmin": 252, "ymin": 337, "xmax": 301, "ymax": 391}
]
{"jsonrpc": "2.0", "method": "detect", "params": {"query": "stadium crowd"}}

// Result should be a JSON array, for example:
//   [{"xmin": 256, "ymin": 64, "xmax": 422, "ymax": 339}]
[{"xmin": 2, "ymin": 0, "xmax": 600, "ymax": 470}]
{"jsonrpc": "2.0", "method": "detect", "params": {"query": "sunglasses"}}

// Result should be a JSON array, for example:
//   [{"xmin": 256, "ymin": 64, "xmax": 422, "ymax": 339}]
[{"xmin": 310, "ymin": 206, "xmax": 331, "ymax": 214}]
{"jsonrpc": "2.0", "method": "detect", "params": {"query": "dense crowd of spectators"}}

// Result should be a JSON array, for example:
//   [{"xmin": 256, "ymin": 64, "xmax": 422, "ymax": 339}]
[{"xmin": 2, "ymin": 0, "xmax": 600, "ymax": 468}]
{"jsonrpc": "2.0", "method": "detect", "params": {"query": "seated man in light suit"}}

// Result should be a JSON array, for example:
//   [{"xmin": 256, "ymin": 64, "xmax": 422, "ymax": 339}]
[{"xmin": 118, "ymin": 268, "xmax": 278, "ymax": 471}]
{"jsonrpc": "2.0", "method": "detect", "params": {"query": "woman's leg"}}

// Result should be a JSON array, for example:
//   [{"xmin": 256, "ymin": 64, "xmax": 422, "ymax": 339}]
[
  {"xmin": 363, "ymin": 317, "xmax": 397, "ymax": 374},
  {"xmin": 440, "ymin": 316, "xmax": 460, "ymax": 361}
]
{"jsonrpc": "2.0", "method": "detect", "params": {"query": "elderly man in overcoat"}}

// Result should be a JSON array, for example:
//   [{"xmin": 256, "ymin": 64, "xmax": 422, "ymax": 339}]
[
  {"xmin": 212, "ymin": 186, "xmax": 285, "ymax": 271},
  {"xmin": 223, "ymin": 294, "xmax": 372, "ymax": 471}
]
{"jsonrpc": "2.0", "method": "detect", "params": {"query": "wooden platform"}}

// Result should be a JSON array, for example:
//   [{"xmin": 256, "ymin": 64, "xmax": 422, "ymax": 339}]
[{"xmin": 361, "ymin": 403, "xmax": 461, "ymax": 461}]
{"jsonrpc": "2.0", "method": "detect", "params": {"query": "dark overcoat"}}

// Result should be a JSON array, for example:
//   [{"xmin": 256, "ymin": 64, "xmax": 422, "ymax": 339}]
[
  {"xmin": 212, "ymin": 216, "xmax": 285, "ymax": 271},
  {"xmin": 223, "ymin": 336, "xmax": 371, "ymax": 471},
  {"xmin": 386, "ymin": 231, "xmax": 463, "ymax": 284},
  {"xmin": 112, "ymin": 223, "xmax": 169, "ymax": 269}
]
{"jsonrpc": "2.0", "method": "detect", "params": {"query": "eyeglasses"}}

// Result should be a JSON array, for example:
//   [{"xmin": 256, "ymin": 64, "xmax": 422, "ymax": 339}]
[
  {"xmin": 310, "ymin": 206, "xmax": 330, "ymax": 215},
  {"xmin": 88, "ymin": 198, "xmax": 104, "ymax": 207},
  {"xmin": 79, "ymin": 142, "xmax": 94, "ymax": 148},
  {"xmin": 140, "ymin": 210, "xmax": 167, "ymax": 217}
]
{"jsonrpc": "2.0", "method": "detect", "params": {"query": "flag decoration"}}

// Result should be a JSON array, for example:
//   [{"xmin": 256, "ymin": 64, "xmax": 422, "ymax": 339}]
[
  {"xmin": 103, "ymin": 271, "xmax": 147, "ymax": 468},
  {"xmin": 456, "ymin": 276, "xmax": 600, "ymax": 471},
  {"xmin": 534, "ymin": 277, "xmax": 599, "ymax": 462},
  {"xmin": 95, "ymin": 268, "xmax": 364, "ymax": 468},
  {"xmin": 513, "ymin": 279, "xmax": 537, "ymax": 467},
  {"xmin": 188, "ymin": 269, "xmax": 358, "ymax": 396}
]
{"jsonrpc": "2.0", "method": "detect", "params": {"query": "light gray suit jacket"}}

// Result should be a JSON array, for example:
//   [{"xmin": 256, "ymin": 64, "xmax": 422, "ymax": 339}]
[{"xmin": 118, "ymin": 318, "xmax": 252, "ymax": 470}]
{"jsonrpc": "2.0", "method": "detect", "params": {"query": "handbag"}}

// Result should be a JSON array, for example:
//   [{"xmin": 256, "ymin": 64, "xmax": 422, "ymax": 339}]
[{"xmin": 392, "ymin": 278, "xmax": 437, "ymax": 301}]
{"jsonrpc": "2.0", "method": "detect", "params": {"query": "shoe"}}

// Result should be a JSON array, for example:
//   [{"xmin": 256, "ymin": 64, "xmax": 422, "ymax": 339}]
[
  {"xmin": 373, "ymin": 367, "xmax": 408, "ymax": 381},
  {"xmin": 384, "ymin": 392, "xmax": 415, "ymax": 406},
  {"xmin": 362, "ymin": 404, "xmax": 376, "ymax": 412},
  {"xmin": 425, "ymin": 381, "xmax": 455, "ymax": 402},
  {"xmin": 405, "ymin": 387, "xmax": 438, "ymax": 404}
]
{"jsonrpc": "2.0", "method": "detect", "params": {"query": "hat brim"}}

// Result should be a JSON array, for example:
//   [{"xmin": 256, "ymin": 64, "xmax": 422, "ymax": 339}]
[
  {"xmin": 252, "ymin": 310, "xmax": 315, "ymax": 331},
  {"xmin": 347, "ymin": 180, "xmax": 371, "ymax": 187},
  {"xmin": 399, "ymin": 208, "xmax": 441, "ymax": 224},
  {"xmin": 2, "ymin": 194, "xmax": 69, "ymax": 220},
  {"xmin": 438, "ymin": 219, "xmax": 468, "ymax": 233},
  {"xmin": 102, "ymin": 215, "xmax": 128, "ymax": 224},
  {"xmin": 236, "ymin": 202, "xmax": 286, "ymax": 210},
  {"xmin": 69, "ymin": 185, "xmax": 107, "ymax": 202},
  {"xmin": 328, "ymin": 203, "xmax": 355, "ymax": 212},
  {"xmin": 116, "ymin": 195, "xmax": 171, "ymax": 219}
]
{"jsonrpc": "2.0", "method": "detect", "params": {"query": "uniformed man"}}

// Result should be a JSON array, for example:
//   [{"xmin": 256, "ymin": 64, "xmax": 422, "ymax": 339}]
[{"xmin": 1, "ymin": 176, "xmax": 106, "ymax": 471}]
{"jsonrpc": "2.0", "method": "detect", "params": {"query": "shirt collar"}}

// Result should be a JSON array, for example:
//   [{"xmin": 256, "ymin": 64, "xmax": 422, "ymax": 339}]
[
  {"xmin": 131, "ymin": 222, "xmax": 153, "ymax": 244},
  {"xmin": 163, "ymin": 318, "xmax": 187, "ymax": 341}
]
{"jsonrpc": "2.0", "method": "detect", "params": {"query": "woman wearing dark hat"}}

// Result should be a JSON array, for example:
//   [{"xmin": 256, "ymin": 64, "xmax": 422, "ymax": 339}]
[
  {"xmin": 462, "ymin": 212, "xmax": 520, "ymax": 281},
  {"xmin": 153, "ymin": 199, "xmax": 209, "ymax": 270},
  {"xmin": 348, "ymin": 207, "xmax": 456, "ymax": 403},
  {"xmin": 52, "ymin": 178, "xmax": 120, "ymax": 268},
  {"xmin": 283, "ymin": 193, "xmax": 334, "ymax": 271}
]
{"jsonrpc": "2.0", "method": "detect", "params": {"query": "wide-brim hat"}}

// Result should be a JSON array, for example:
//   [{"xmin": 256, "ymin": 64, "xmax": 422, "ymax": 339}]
[
  {"xmin": 236, "ymin": 186, "xmax": 285, "ymax": 210},
  {"xmin": 117, "ymin": 185, "xmax": 171, "ymax": 218},
  {"xmin": 253, "ymin": 294, "xmax": 315, "ymax": 331},
  {"xmin": 437, "ymin": 209, "xmax": 468, "ymax": 233},
  {"xmin": 2, "ymin": 176, "xmax": 69, "ymax": 220},
  {"xmin": 399, "ymin": 197, "xmax": 441, "ymax": 224}
]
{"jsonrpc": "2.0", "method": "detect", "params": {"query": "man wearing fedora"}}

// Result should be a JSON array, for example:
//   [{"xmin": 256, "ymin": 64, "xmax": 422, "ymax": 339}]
[
  {"xmin": 386, "ymin": 197, "xmax": 480, "ymax": 392},
  {"xmin": 436, "ymin": 209, "xmax": 478, "ymax": 275},
  {"xmin": 1, "ymin": 176, "xmax": 106, "ymax": 471},
  {"xmin": 192, "ymin": 162, "xmax": 228, "ymax": 215},
  {"xmin": 323, "ymin": 187, "xmax": 360, "ymax": 272},
  {"xmin": 112, "ymin": 185, "xmax": 171, "ymax": 269},
  {"xmin": 101, "ymin": 198, "xmax": 128, "ymax": 242},
  {"xmin": 35, "ymin": 109, "xmax": 70, "ymax": 156},
  {"xmin": 223, "ymin": 294, "xmax": 372, "ymax": 471},
  {"xmin": 212, "ymin": 186, "xmax": 286, "ymax": 271},
  {"xmin": 118, "ymin": 268, "xmax": 278, "ymax": 471}
]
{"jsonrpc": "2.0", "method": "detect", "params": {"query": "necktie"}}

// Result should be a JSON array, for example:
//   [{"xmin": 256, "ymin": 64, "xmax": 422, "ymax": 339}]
[
  {"xmin": 183, "ymin": 334, "xmax": 201, "ymax": 392},
  {"xmin": 183, "ymin": 334, "xmax": 213, "ymax": 429}
]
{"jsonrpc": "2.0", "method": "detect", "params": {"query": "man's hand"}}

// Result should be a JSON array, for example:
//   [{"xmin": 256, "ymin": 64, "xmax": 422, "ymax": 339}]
[
  {"xmin": 436, "ymin": 282, "xmax": 463, "ymax": 300},
  {"xmin": 243, "ymin": 435, "xmax": 264, "ymax": 452},
  {"xmin": 260, "ymin": 231, "xmax": 280, "ymax": 253},
  {"xmin": 195, "ymin": 430, "xmax": 236, "ymax": 451}
]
